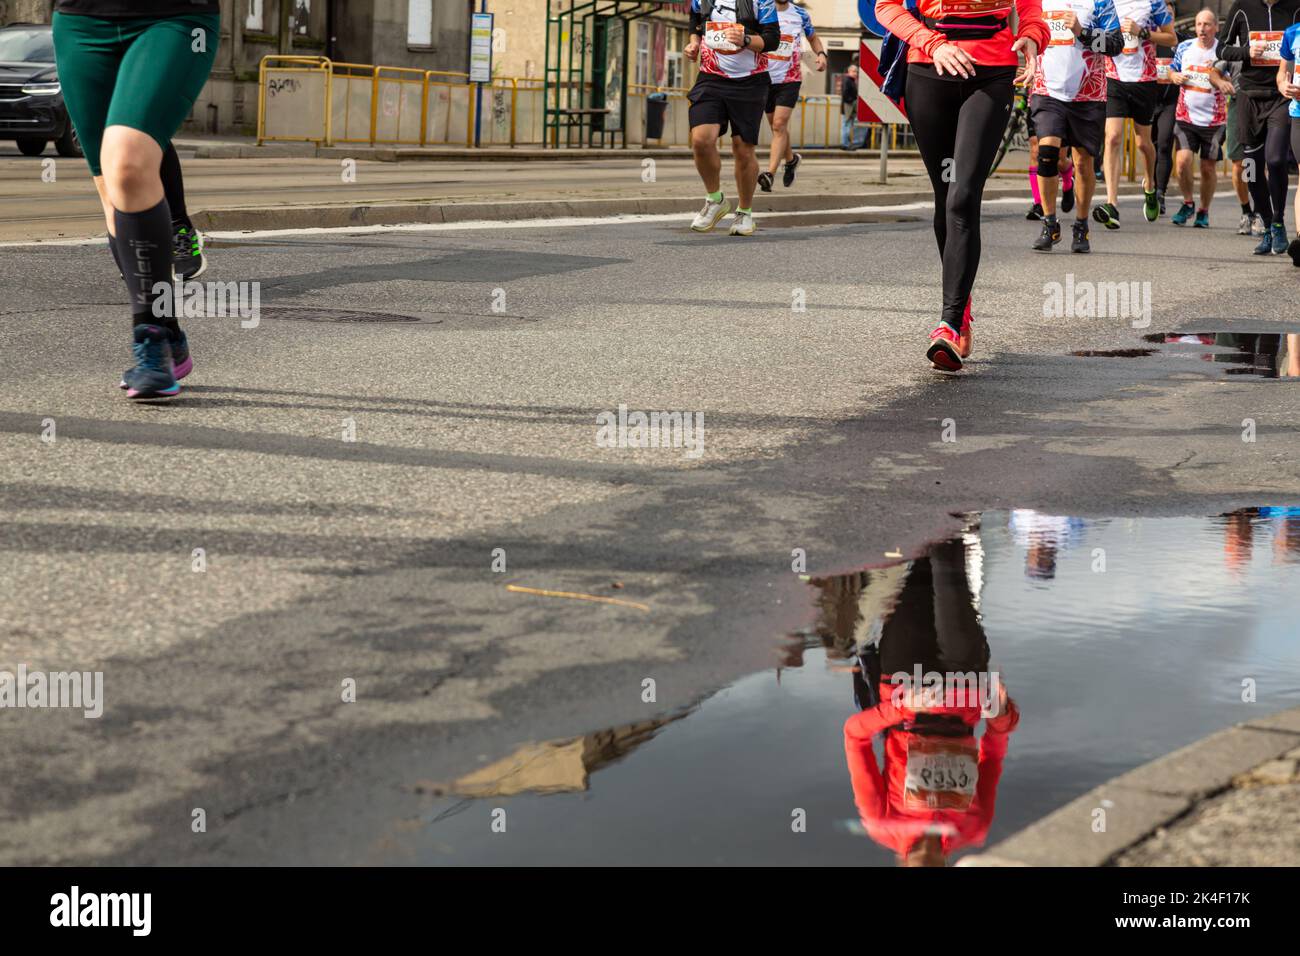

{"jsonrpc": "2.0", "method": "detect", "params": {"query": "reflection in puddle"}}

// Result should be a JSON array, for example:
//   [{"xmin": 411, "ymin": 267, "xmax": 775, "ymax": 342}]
[
  {"xmin": 410, "ymin": 510, "xmax": 1300, "ymax": 865},
  {"xmin": 1141, "ymin": 332, "xmax": 1300, "ymax": 378}
]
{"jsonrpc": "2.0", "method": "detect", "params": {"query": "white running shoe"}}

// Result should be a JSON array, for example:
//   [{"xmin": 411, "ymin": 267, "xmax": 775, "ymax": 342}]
[
  {"xmin": 1237, "ymin": 212, "xmax": 1252, "ymax": 236},
  {"xmin": 690, "ymin": 197, "xmax": 729, "ymax": 233},
  {"xmin": 1251, "ymin": 213, "xmax": 1266, "ymax": 237},
  {"xmin": 728, "ymin": 210, "xmax": 756, "ymax": 236}
]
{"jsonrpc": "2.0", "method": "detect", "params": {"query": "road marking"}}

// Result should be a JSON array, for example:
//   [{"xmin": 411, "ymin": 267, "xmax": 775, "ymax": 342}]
[
  {"xmin": 506, "ymin": 583, "xmax": 650, "ymax": 612},
  {"xmin": 0, "ymin": 192, "xmax": 1245, "ymax": 246}
]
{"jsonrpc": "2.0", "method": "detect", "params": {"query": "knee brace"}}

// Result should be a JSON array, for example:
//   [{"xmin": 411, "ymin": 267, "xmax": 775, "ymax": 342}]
[{"xmin": 1036, "ymin": 144, "xmax": 1061, "ymax": 178}]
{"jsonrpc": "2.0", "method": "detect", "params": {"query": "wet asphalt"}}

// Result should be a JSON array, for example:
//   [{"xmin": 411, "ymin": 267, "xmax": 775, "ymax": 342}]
[{"xmin": 1, "ymin": 196, "xmax": 1298, "ymax": 863}]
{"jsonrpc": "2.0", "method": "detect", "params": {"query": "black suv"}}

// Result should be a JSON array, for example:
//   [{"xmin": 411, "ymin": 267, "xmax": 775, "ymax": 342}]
[{"xmin": 0, "ymin": 23, "xmax": 81, "ymax": 157}]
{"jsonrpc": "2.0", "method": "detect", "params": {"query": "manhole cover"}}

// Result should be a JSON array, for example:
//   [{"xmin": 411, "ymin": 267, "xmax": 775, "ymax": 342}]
[{"xmin": 263, "ymin": 307, "xmax": 424, "ymax": 323}]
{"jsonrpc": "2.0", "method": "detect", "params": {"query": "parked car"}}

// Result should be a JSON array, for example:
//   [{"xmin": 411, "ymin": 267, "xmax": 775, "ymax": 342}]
[{"xmin": 0, "ymin": 23, "xmax": 81, "ymax": 157}]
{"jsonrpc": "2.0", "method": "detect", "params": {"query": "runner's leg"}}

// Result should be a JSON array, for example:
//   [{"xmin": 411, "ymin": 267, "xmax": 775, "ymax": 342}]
[
  {"xmin": 1103, "ymin": 117, "xmax": 1124, "ymax": 206},
  {"xmin": 733, "ymin": 137, "xmax": 758, "ymax": 208},
  {"xmin": 691, "ymin": 123, "xmax": 724, "ymax": 194}
]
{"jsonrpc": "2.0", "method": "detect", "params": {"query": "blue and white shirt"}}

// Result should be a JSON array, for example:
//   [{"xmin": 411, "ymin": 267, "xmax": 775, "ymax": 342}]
[
  {"xmin": 1281, "ymin": 23, "xmax": 1300, "ymax": 118},
  {"xmin": 766, "ymin": 3, "xmax": 815, "ymax": 84},
  {"xmin": 1172, "ymin": 38, "xmax": 1226, "ymax": 126},
  {"xmin": 1100, "ymin": 0, "xmax": 1172, "ymax": 82},
  {"xmin": 693, "ymin": 0, "xmax": 780, "ymax": 78}
]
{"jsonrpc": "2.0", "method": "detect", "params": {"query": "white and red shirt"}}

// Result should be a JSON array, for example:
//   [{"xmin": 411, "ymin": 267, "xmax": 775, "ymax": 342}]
[
  {"xmin": 694, "ymin": 0, "xmax": 779, "ymax": 78},
  {"xmin": 1034, "ymin": 0, "xmax": 1112, "ymax": 102},
  {"xmin": 766, "ymin": 2, "xmax": 816, "ymax": 84},
  {"xmin": 1101, "ymin": 0, "xmax": 1172, "ymax": 83},
  {"xmin": 1173, "ymin": 37, "xmax": 1226, "ymax": 126}
]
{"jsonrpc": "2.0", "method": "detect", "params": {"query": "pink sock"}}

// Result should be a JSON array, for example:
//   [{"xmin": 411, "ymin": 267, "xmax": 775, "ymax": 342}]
[
  {"xmin": 1061, "ymin": 161, "xmax": 1074, "ymax": 192},
  {"xmin": 1029, "ymin": 168, "xmax": 1042, "ymax": 205}
]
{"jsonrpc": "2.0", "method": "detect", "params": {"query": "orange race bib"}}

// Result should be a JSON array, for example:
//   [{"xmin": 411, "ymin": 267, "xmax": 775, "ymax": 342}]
[
  {"xmin": 1121, "ymin": 30, "xmax": 1140, "ymax": 54},
  {"xmin": 903, "ymin": 738, "xmax": 978, "ymax": 811},
  {"xmin": 1184, "ymin": 63, "xmax": 1213, "ymax": 91},
  {"xmin": 1156, "ymin": 57, "xmax": 1172, "ymax": 83},
  {"xmin": 1250, "ymin": 30, "xmax": 1283, "ymax": 66},
  {"xmin": 1044, "ymin": 10, "xmax": 1076, "ymax": 47},
  {"xmin": 704, "ymin": 21, "xmax": 741, "ymax": 53},
  {"xmin": 768, "ymin": 33, "xmax": 795, "ymax": 61}
]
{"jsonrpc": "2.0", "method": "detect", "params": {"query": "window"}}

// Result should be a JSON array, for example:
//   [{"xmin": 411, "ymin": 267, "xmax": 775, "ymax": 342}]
[
  {"xmin": 634, "ymin": 22, "xmax": 652, "ymax": 86},
  {"xmin": 293, "ymin": 0, "xmax": 311, "ymax": 36},
  {"xmin": 245, "ymin": 0, "xmax": 264, "ymax": 31},
  {"xmin": 665, "ymin": 30, "xmax": 684, "ymax": 89},
  {"xmin": 408, "ymin": 0, "xmax": 434, "ymax": 47}
]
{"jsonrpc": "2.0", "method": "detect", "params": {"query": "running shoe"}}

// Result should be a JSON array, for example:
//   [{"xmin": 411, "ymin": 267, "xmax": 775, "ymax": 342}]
[
  {"xmin": 757, "ymin": 171, "xmax": 774, "ymax": 193},
  {"xmin": 1288, "ymin": 238, "xmax": 1300, "ymax": 267},
  {"xmin": 1254, "ymin": 230, "xmax": 1274, "ymax": 255},
  {"xmin": 690, "ymin": 196, "xmax": 729, "ymax": 233},
  {"xmin": 120, "ymin": 328, "xmax": 191, "ymax": 389},
  {"xmin": 1143, "ymin": 188, "xmax": 1159, "ymax": 222},
  {"xmin": 123, "ymin": 324, "xmax": 180, "ymax": 400},
  {"xmin": 1171, "ymin": 202, "xmax": 1194, "ymax": 226},
  {"xmin": 783, "ymin": 152, "xmax": 801, "ymax": 187},
  {"xmin": 173, "ymin": 224, "xmax": 206, "ymax": 281},
  {"xmin": 1271, "ymin": 223, "xmax": 1288, "ymax": 254},
  {"xmin": 728, "ymin": 210, "xmax": 756, "ymax": 236},
  {"xmin": 1251, "ymin": 213, "xmax": 1266, "ymax": 236},
  {"xmin": 1193, "ymin": 209, "xmax": 1209, "ymax": 229},
  {"xmin": 1033, "ymin": 217, "xmax": 1061, "ymax": 251},
  {"xmin": 1237, "ymin": 212, "xmax": 1252, "ymax": 235},
  {"xmin": 1026, "ymin": 202, "xmax": 1044, "ymax": 220},
  {"xmin": 1071, "ymin": 218, "xmax": 1091, "ymax": 253},
  {"xmin": 1061, "ymin": 183, "xmax": 1075, "ymax": 214},
  {"xmin": 1093, "ymin": 202, "xmax": 1120, "ymax": 229},
  {"xmin": 926, "ymin": 324, "xmax": 963, "ymax": 372},
  {"xmin": 1157, "ymin": 191, "xmax": 1166, "ymax": 216},
  {"xmin": 958, "ymin": 299, "xmax": 973, "ymax": 359}
]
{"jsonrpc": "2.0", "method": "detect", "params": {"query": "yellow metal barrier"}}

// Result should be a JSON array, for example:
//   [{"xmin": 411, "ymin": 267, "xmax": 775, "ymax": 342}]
[{"xmin": 258, "ymin": 55, "xmax": 333, "ymax": 145}]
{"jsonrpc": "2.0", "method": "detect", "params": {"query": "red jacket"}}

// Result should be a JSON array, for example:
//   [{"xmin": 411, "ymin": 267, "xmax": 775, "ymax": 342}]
[
  {"xmin": 843, "ymin": 686, "xmax": 1020, "ymax": 857},
  {"xmin": 875, "ymin": 0, "xmax": 1049, "ymax": 69}
]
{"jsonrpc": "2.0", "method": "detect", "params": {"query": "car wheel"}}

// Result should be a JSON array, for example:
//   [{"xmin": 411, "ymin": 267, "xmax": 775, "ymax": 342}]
[
  {"xmin": 17, "ymin": 138, "xmax": 48, "ymax": 157},
  {"xmin": 55, "ymin": 123, "xmax": 82, "ymax": 158}
]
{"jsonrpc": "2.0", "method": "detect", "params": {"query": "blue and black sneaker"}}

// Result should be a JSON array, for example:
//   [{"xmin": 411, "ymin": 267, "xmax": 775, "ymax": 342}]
[
  {"xmin": 122, "ymin": 325, "xmax": 180, "ymax": 400},
  {"xmin": 120, "ymin": 328, "xmax": 190, "ymax": 389},
  {"xmin": 1193, "ymin": 209, "xmax": 1209, "ymax": 229},
  {"xmin": 1171, "ymin": 202, "xmax": 1194, "ymax": 226},
  {"xmin": 1270, "ymin": 223, "xmax": 1288, "ymax": 255}
]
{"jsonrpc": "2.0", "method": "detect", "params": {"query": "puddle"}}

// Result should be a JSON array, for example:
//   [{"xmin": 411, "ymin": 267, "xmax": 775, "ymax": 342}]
[
  {"xmin": 1140, "ymin": 332, "xmax": 1300, "ymax": 378},
  {"xmin": 1071, "ymin": 348, "xmax": 1157, "ymax": 358},
  {"xmin": 409, "ymin": 509, "xmax": 1300, "ymax": 865}
]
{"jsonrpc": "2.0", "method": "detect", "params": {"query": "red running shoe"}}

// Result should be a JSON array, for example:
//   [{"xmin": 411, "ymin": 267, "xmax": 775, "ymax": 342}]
[
  {"xmin": 927, "ymin": 324, "xmax": 963, "ymax": 371},
  {"xmin": 958, "ymin": 299, "xmax": 973, "ymax": 359}
]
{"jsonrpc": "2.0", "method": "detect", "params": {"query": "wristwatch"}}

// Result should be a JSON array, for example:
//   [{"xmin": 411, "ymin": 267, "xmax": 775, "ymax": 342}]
[
  {"xmin": 740, "ymin": 32, "xmax": 751, "ymax": 49},
  {"xmin": 1138, "ymin": 26, "xmax": 1151, "ymax": 40}
]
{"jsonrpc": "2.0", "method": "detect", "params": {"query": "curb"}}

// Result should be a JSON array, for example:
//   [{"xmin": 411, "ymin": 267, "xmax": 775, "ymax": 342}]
[
  {"xmin": 188, "ymin": 142, "xmax": 925, "ymax": 162},
  {"xmin": 958, "ymin": 706, "xmax": 1300, "ymax": 867},
  {"xmin": 190, "ymin": 182, "xmax": 1122, "ymax": 232}
]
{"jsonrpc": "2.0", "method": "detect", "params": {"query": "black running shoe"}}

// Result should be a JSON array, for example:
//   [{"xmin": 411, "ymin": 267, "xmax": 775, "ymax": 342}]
[
  {"xmin": 1289, "ymin": 238, "xmax": 1300, "ymax": 267},
  {"xmin": 1093, "ymin": 202, "xmax": 1120, "ymax": 229},
  {"xmin": 1061, "ymin": 183, "xmax": 1075, "ymax": 214},
  {"xmin": 1033, "ymin": 217, "xmax": 1061, "ymax": 251},
  {"xmin": 782, "ymin": 152, "xmax": 801, "ymax": 187},
  {"xmin": 757, "ymin": 171, "xmax": 774, "ymax": 193},
  {"xmin": 1026, "ymin": 202, "xmax": 1044, "ymax": 220},
  {"xmin": 1071, "ymin": 219, "xmax": 1091, "ymax": 253},
  {"xmin": 173, "ymin": 223, "xmax": 206, "ymax": 280}
]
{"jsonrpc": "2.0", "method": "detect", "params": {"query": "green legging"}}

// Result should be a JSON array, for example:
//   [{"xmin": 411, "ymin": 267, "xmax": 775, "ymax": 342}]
[{"xmin": 52, "ymin": 12, "xmax": 219, "ymax": 177}]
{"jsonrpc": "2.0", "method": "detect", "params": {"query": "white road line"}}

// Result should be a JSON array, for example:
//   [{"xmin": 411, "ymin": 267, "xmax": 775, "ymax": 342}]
[{"xmin": 0, "ymin": 192, "xmax": 1246, "ymax": 246}]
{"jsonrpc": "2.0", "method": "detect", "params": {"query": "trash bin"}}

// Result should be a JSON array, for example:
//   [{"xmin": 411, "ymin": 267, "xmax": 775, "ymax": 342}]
[{"xmin": 645, "ymin": 92, "xmax": 669, "ymax": 141}]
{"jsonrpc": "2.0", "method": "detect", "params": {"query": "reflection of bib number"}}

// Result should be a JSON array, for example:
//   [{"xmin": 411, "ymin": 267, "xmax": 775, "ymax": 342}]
[
  {"xmin": 769, "ymin": 33, "xmax": 795, "ymax": 61},
  {"xmin": 1122, "ymin": 31, "xmax": 1139, "ymax": 54},
  {"xmin": 1250, "ymin": 31, "xmax": 1283, "ymax": 66},
  {"xmin": 938, "ymin": 0, "xmax": 1011, "ymax": 14},
  {"xmin": 1156, "ymin": 58, "xmax": 1171, "ymax": 83},
  {"xmin": 1185, "ymin": 64, "xmax": 1212, "ymax": 91},
  {"xmin": 904, "ymin": 747, "xmax": 978, "ymax": 811},
  {"xmin": 1045, "ymin": 12, "xmax": 1074, "ymax": 46},
  {"xmin": 705, "ymin": 21, "xmax": 741, "ymax": 53}
]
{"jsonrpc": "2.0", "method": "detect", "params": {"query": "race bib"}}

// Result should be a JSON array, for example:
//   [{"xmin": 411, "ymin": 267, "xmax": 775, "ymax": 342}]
[
  {"xmin": 1156, "ymin": 57, "xmax": 1172, "ymax": 82},
  {"xmin": 1122, "ymin": 31, "xmax": 1140, "ymax": 54},
  {"xmin": 903, "ymin": 739, "xmax": 978, "ymax": 811},
  {"xmin": 705, "ymin": 21, "xmax": 741, "ymax": 53},
  {"xmin": 938, "ymin": 0, "xmax": 1012, "ymax": 14},
  {"xmin": 769, "ymin": 33, "xmax": 795, "ymax": 61},
  {"xmin": 1185, "ymin": 64, "xmax": 1213, "ymax": 91},
  {"xmin": 1250, "ymin": 30, "xmax": 1283, "ymax": 66},
  {"xmin": 1045, "ymin": 10, "xmax": 1075, "ymax": 47}
]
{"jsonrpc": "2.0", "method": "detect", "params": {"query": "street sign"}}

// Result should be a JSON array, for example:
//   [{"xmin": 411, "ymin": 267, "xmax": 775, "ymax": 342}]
[
  {"xmin": 857, "ymin": 39, "xmax": 908, "ymax": 125},
  {"xmin": 470, "ymin": 12, "xmax": 494, "ymax": 83},
  {"xmin": 858, "ymin": 0, "xmax": 887, "ymax": 37}
]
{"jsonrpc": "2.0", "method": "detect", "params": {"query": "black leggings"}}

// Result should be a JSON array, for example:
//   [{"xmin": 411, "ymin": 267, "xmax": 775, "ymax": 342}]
[
  {"xmin": 906, "ymin": 64, "xmax": 1016, "ymax": 329},
  {"xmin": 1152, "ymin": 97, "xmax": 1177, "ymax": 196},
  {"xmin": 1245, "ymin": 117, "xmax": 1292, "ymax": 226}
]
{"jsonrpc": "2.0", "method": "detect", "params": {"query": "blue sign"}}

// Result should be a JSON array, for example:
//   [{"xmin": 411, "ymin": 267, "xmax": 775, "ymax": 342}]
[{"xmin": 858, "ymin": 0, "xmax": 886, "ymax": 37}]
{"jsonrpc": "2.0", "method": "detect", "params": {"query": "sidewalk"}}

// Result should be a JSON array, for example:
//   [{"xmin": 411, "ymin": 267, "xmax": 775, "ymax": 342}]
[{"xmin": 960, "ymin": 706, "xmax": 1300, "ymax": 867}]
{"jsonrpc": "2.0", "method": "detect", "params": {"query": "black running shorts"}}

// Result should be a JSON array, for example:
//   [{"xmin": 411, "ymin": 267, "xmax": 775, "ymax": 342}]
[
  {"xmin": 688, "ymin": 72, "xmax": 770, "ymax": 145},
  {"xmin": 1030, "ymin": 94, "xmax": 1105, "ymax": 158},
  {"xmin": 1106, "ymin": 78, "xmax": 1158, "ymax": 126},
  {"xmin": 1174, "ymin": 121, "xmax": 1225, "ymax": 160},
  {"xmin": 765, "ymin": 79, "xmax": 801, "ymax": 113}
]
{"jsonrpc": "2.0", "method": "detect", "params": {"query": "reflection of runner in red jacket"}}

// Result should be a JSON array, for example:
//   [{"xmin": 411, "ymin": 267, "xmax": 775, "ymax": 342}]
[{"xmin": 840, "ymin": 537, "xmax": 1020, "ymax": 866}]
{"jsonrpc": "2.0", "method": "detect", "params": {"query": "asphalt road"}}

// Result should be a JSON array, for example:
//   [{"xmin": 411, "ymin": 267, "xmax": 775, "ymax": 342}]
[{"xmin": 1, "ymin": 194, "xmax": 1297, "ymax": 863}]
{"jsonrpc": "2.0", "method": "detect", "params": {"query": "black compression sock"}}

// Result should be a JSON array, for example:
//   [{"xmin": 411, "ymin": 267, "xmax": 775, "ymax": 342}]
[
  {"xmin": 160, "ymin": 142, "xmax": 189, "ymax": 228},
  {"xmin": 107, "ymin": 234, "xmax": 123, "ymax": 275},
  {"xmin": 1241, "ymin": 202, "xmax": 1252, "ymax": 216},
  {"xmin": 115, "ymin": 199, "xmax": 179, "ymax": 335}
]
